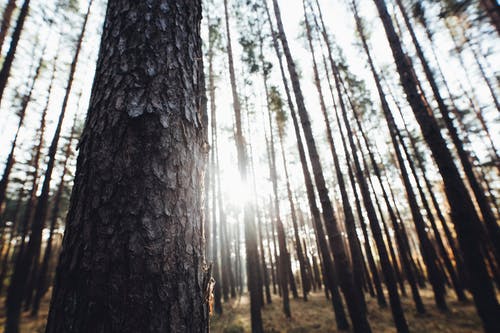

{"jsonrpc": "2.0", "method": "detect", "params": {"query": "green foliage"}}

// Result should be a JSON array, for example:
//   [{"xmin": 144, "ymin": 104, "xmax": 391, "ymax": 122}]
[
  {"xmin": 57, "ymin": 0, "xmax": 80, "ymax": 13},
  {"xmin": 239, "ymin": 36, "xmax": 259, "ymax": 74},
  {"xmin": 235, "ymin": 0, "xmax": 272, "ymax": 76},
  {"xmin": 269, "ymin": 86, "xmax": 287, "ymax": 136},
  {"xmin": 209, "ymin": 17, "xmax": 224, "ymax": 53}
]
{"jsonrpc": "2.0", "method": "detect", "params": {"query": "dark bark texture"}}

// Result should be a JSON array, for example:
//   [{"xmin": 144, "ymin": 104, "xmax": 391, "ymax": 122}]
[{"xmin": 45, "ymin": 1, "xmax": 209, "ymax": 332}]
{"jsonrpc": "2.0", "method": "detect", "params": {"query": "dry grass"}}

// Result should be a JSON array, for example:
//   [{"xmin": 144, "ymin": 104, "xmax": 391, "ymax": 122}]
[
  {"xmin": 211, "ymin": 288, "xmax": 483, "ymax": 333},
  {"xmin": 0, "ymin": 287, "xmax": 484, "ymax": 332}
]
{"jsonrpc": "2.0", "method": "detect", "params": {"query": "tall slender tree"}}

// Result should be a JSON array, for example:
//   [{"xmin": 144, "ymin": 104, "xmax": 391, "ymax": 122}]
[
  {"xmin": 0, "ymin": 0, "xmax": 31, "ymax": 107},
  {"xmin": 394, "ymin": 0, "xmax": 500, "ymax": 267},
  {"xmin": 372, "ymin": 0, "xmax": 500, "ymax": 331},
  {"xmin": 223, "ymin": 0, "xmax": 263, "ymax": 330},
  {"xmin": 271, "ymin": 0, "xmax": 371, "ymax": 331},
  {"xmin": 262, "ymin": 1, "xmax": 349, "ymax": 328}
]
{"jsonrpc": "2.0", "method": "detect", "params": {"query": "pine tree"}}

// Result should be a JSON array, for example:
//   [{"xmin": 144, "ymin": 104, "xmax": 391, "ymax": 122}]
[
  {"xmin": 372, "ymin": 0, "xmax": 500, "ymax": 331},
  {"xmin": 223, "ymin": 0, "xmax": 263, "ymax": 330},
  {"xmin": 0, "ymin": 0, "xmax": 31, "ymax": 107},
  {"xmin": 44, "ymin": 0, "xmax": 209, "ymax": 331},
  {"xmin": 271, "ymin": 0, "xmax": 371, "ymax": 331}
]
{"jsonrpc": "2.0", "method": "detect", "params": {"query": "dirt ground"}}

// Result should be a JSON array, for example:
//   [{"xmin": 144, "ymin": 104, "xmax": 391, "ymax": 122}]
[{"xmin": 0, "ymin": 287, "xmax": 484, "ymax": 332}]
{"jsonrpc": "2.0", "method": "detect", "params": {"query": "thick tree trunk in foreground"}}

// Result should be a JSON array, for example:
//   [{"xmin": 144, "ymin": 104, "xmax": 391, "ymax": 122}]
[
  {"xmin": 373, "ymin": 0, "xmax": 500, "ymax": 331},
  {"xmin": 44, "ymin": 1, "xmax": 209, "ymax": 332}
]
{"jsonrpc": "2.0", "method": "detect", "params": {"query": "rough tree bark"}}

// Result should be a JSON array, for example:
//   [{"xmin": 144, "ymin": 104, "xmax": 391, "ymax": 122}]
[
  {"xmin": 44, "ymin": 0, "xmax": 209, "ymax": 332},
  {"xmin": 207, "ymin": 11, "xmax": 222, "ymax": 314}
]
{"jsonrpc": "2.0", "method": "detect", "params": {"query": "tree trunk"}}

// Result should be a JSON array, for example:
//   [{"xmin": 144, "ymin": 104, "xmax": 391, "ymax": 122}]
[
  {"xmin": 0, "ymin": 40, "xmax": 44, "ymax": 216},
  {"xmin": 303, "ymin": 2, "xmax": 365, "ymax": 306},
  {"xmin": 260, "ymin": 47, "xmax": 291, "ymax": 315},
  {"xmin": 206, "ymin": 12, "xmax": 222, "ymax": 314},
  {"xmin": 31, "ymin": 111, "xmax": 77, "ymax": 316},
  {"xmin": 0, "ymin": 0, "xmax": 16, "ymax": 58},
  {"xmin": 44, "ymin": 0, "xmax": 209, "ymax": 332},
  {"xmin": 0, "ymin": 0, "xmax": 30, "ymax": 108},
  {"xmin": 373, "ymin": 0, "xmax": 500, "ymax": 330},
  {"xmin": 223, "ymin": 0, "xmax": 263, "ymax": 330},
  {"xmin": 5, "ymin": 3, "xmax": 91, "ymax": 331},
  {"xmin": 262, "ymin": 0, "xmax": 349, "ymax": 328},
  {"xmin": 395, "ymin": 0, "xmax": 500, "ymax": 269},
  {"xmin": 272, "ymin": 0, "xmax": 371, "ymax": 331}
]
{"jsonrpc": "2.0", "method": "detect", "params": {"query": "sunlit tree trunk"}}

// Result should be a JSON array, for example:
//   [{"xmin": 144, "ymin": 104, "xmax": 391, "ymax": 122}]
[
  {"xmin": 244, "ymin": 99, "xmax": 265, "ymax": 308},
  {"xmin": 277, "ymin": 121, "xmax": 310, "ymax": 301},
  {"xmin": 223, "ymin": 0, "xmax": 263, "ymax": 330},
  {"xmin": 264, "ymin": 209, "xmax": 277, "ymax": 295},
  {"xmin": 262, "ymin": 102, "xmax": 291, "ymax": 311},
  {"xmin": 257, "ymin": 210, "xmax": 272, "ymax": 304},
  {"xmin": 260, "ymin": 46, "xmax": 293, "ymax": 313}
]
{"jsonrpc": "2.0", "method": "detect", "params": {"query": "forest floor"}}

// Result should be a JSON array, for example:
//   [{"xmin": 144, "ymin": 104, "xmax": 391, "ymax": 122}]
[
  {"xmin": 0, "ymin": 287, "xmax": 484, "ymax": 332},
  {"xmin": 210, "ymin": 288, "xmax": 483, "ymax": 333}
]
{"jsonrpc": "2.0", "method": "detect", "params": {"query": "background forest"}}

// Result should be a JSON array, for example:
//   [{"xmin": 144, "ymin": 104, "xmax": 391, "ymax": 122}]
[{"xmin": 0, "ymin": 0, "xmax": 498, "ymax": 332}]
